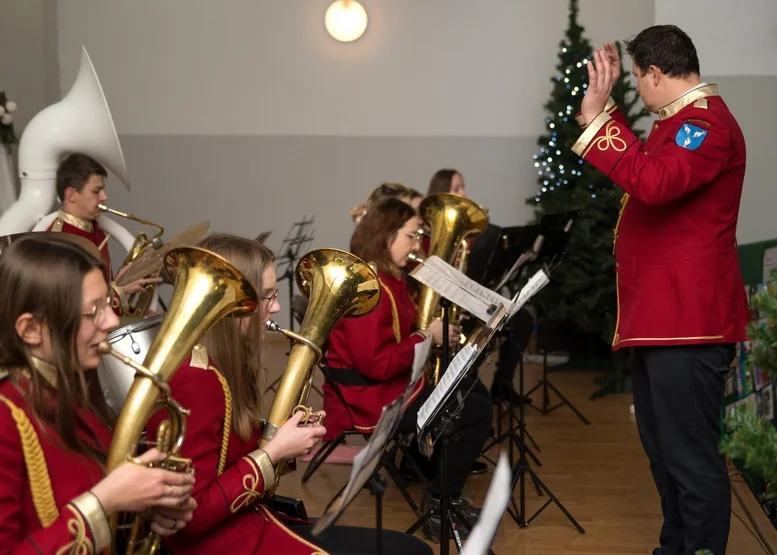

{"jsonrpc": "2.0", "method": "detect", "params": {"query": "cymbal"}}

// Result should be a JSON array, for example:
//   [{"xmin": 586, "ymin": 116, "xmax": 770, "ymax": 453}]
[{"xmin": 115, "ymin": 221, "xmax": 210, "ymax": 285}]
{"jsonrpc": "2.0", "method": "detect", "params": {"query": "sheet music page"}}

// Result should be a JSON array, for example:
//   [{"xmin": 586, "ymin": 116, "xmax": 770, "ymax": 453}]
[
  {"xmin": 507, "ymin": 269, "xmax": 550, "ymax": 318},
  {"xmin": 460, "ymin": 450, "xmax": 512, "ymax": 555},
  {"xmin": 410, "ymin": 335, "xmax": 433, "ymax": 389},
  {"xmin": 426, "ymin": 257, "xmax": 513, "ymax": 315},
  {"xmin": 416, "ymin": 343, "xmax": 478, "ymax": 432},
  {"xmin": 412, "ymin": 257, "xmax": 508, "ymax": 323},
  {"xmin": 411, "ymin": 263, "xmax": 492, "ymax": 322}
]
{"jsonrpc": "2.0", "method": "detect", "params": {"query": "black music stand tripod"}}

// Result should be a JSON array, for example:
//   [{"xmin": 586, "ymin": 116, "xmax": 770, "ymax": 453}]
[
  {"xmin": 405, "ymin": 299, "xmax": 497, "ymax": 555},
  {"xmin": 505, "ymin": 341, "xmax": 585, "ymax": 534},
  {"xmin": 522, "ymin": 223, "xmax": 589, "ymax": 426},
  {"xmin": 267, "ymin": 216, "xmax": 324, "ymax": 398}
]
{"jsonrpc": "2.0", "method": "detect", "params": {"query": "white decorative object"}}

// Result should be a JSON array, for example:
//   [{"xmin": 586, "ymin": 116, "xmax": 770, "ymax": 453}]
[
  {"xmin": 0, "ymin": 147, "xmax": 16, "ymax": 213},
  {"xmin": 325, "ymin": 0, "xmax": 368, "ymax": 43}
]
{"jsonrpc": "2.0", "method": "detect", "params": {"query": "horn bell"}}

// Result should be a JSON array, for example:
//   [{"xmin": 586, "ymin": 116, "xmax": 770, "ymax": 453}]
[{"xmin": 414, "ymin": 192, "xmax": 488, "ymax": 332}]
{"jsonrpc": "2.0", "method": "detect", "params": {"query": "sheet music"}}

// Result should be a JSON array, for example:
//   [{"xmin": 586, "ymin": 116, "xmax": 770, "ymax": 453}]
[
  {"xmin": 410, "ymin": 335, "xmax": 433, "ymax": 389},
  {"xmin": 411, "ymin": 257, "xmax": 508, "ymax": 323},
  {"xmin": 312, "ymin": 399, "xmax": 403, "ymax": 537},
  {"xmin": 460, "ymin": 450, "xmax": 512, "ymax": 555},
  {"xmin": 416, "ymin": 343, "xmax": 478, "ymax": 432},
  {"xmin": 507, "ymin": 269, "xmax": 550, "ymax": 318}
]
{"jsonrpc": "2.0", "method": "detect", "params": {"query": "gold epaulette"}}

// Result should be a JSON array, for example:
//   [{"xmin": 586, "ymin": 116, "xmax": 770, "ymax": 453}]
[
  {"xmin": 50, "ymin": 219, "xmax": 64, "ymax": 232},
  {"xmin": 0, "ymin": 394, "xmax": 59, "ymax": 527},
  {"xmin": 190, "ymin": 345, "xmax": 209, "ymax": 369}
]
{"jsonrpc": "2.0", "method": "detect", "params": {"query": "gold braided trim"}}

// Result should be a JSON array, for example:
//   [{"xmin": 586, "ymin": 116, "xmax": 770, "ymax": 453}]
[
  {"xmin": 55, "ymin": 506, "xmax": 94, "ymax": 555},
  {"xmin": 208, "ymin": 366, "xmax": 232, "ymax": 476},
  {"xmin": 379, "ymin": 281, "xmax": 401, "ymax": 343},
  {"xmin": 257, "ymin": 505, "xmax": 331, "ymax": 555},
  {"xmin": 230, "ymin": 456, "xmax": 261, "ymax": 513},
  {"xmin": 188, "ymin": 346, "xmax": 232, "ymax": 476},
  {"xmin": 612, "ymin": 193, "xmax": 630, "ymax": 253},
  {"xmin": 0, "ymin": 394, "xmax": 59, "ymax": 527},
  {"xmin": 247, "ymin": 448, "xmax": 276, "ymax": 494}
]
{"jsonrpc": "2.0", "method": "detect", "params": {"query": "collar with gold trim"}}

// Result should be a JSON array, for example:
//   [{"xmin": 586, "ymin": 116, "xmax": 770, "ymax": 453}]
[
  {"xmin": 56, "ymin": 210, "xmax": 94, "ymax": 233},
  {"xmin": 658, "ymin": 84, "xmax": 718, "ymax": 120},
  {"xmin": 29, "ymin": 356, "xmax": 58, "ymax": 388}
]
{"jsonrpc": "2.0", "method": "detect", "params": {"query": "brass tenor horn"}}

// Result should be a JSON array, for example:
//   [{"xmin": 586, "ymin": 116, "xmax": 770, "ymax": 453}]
[
  {"xmin": 413, "ymin": 193, "xmax": 488, "ymax": 382},
  {"xmin": 99, "ymin": 203, "xmax": 165, "ymax": 319},
  {"xmin": 260, "ymin": 248, "xmax": 381, "ymax": 495},
  {"xmin": 100, "ymin": 246, "xmax": 258, "ymax": 554}
]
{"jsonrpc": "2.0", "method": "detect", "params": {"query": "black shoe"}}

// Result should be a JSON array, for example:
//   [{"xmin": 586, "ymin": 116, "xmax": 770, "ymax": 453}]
[
  {"xmin": 421, "ymin": 492, "xmax": 476, "ymax": 543},
  {"xmin": 468, "ymin": 460, "xmax": 488, "ymax": 475},
  {"xmin": 451, "ymin": 496, "xmax": 481, "ymax": 524}
]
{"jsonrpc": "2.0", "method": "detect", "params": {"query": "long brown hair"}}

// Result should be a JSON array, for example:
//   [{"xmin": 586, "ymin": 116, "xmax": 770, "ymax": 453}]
[
  {"xmin": 427, "ymin": 169, "xmax": 460, "ymax": 195},
  {"xmin": 195, "ymin": 233, "xmax": 275, "ymax": 441},
  {"xmin": 0, "ymin": 236, "xmax": 114, "ymax": 464},
  {"xmin": 351, "ymin": 197, "xmax": 416, "ymax": 276}
]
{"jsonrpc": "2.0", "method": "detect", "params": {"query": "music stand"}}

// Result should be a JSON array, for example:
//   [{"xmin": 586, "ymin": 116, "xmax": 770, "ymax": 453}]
[
  {"xmin": 522, "ymin": 213, "xmax": 590, "ymax": 425},
  {"xmin": 406, "ymin": 305, "xmax": 507, "ymax": 554},
  {"xmin": 312, "ymin": 338, "xmax": 432, "ymax": 555},
  {"xmin": 268, "ymin": 216, "xmax": 323, "ymax": 398}
]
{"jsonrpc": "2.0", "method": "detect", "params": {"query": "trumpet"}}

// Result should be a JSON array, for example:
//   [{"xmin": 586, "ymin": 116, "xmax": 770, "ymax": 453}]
[{"xmin": 99, "ymin": 204, "xmax": 164, "ymax": 319}]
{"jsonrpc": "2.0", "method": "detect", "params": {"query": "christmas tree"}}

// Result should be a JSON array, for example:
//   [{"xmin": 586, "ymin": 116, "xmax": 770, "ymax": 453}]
[
  {"xmin": 721, "ymin": 270, "xmax": 777, "ymax": 502},
  {"xmin": 526, "ymin": 0, "xmax": 649, "ymax": 372}
]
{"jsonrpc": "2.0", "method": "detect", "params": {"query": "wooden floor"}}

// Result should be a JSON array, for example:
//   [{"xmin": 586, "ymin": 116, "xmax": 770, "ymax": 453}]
[{"xmin": 265, "ymin": 338, "xmax": 767, "ymax": 554}]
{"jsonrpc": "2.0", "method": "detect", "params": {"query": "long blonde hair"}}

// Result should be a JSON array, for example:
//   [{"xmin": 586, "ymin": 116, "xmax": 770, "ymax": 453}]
[{"xmin": 195, "ymin": 233, "xmax": 275, "ymax": 441}]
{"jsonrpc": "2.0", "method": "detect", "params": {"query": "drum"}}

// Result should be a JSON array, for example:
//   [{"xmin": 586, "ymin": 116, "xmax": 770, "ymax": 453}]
[{"xmin": 98, "ymin": 314, "xmax": 165, "ymax": 415}]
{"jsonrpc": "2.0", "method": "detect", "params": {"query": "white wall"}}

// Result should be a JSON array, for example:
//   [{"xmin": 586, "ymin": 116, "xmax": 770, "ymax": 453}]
[
  {"xmin": 655, "ymin": 0, "xmax": 777, "ymax": 76},
  {"xmin": 57, "ymin": 0, "xmax": 652, "ymax": 137}
]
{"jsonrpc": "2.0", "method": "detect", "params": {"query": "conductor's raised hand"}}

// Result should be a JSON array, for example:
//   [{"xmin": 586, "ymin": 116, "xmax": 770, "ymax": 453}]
[
  {"xmin": 603, "ymin": 41, "xmax": 621, "ymax": 81},
  {"xmin": 581, "ymin": 49, "xmax": 615, "ymax": 125}
]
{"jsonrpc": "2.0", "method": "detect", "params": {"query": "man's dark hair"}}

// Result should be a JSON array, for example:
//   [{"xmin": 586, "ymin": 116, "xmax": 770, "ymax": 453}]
[
  {"xmin": 56, "ymin": 153, "xmax": 107, "ymax": 201},
  {"xmin": 625, "ymin": 25, "xmax": 700, "ymax": 78}
]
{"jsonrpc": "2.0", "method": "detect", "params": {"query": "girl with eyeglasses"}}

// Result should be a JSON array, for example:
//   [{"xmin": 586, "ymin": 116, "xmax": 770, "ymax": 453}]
[
  {"xmin": 147, "ymin": 232, "xmax": 432, "ymax": 555},
  {"xmin": 0, "ymin": 235, "xmax": 195, "ymax": 554},
  {"xmin": 322, "ymin": 197, "xmax": 493, "ymax": 543}
]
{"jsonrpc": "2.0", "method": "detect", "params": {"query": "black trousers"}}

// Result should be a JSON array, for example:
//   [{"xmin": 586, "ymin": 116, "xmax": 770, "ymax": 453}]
[
  {"xmin": 291, "ymin": 524, "xmax": 434, "ymax": 555},
  {"xmin": 492, "ymin": 308, "xmax": 535, "ymax": 388},
  {"xmin": 630, "ymin": 344, "xmax": 735, "ymax": 555},
  {"xmin": 397, "ymin": 378, "xmax": 492, "ymax": 498}
]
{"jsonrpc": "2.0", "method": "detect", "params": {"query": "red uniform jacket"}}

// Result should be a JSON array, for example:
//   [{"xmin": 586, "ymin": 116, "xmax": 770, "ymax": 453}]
[
  {"xmin": 572, "ymin": 85, "xmax": 749, "ymax": 350},
  {"xmin": 47, "ymin": 210, "xmax": 127, "ymax": 316},
  {"xmin": 0, "ymin": 371, "xmax": 113, "ymax": 555},
  {"xmin": 322, "ymin": 272, "xmax": 428, "ymax": 441},
  {"xmin": 147, "ymin": 348, "xmax": 329, "ymax": 555}
]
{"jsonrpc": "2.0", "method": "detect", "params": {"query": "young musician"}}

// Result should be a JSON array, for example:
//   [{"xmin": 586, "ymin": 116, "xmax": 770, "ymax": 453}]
[
  {"xmin": 322, "ymin": 198, "xmax": 493, "ymax": 542},
  {"xmin": 148, "ymin": 233, "xmax": 433, "ymax": 555},
  {"xmin": 0, "ymin": 235, "xmax": 195, "ymax": 555},
  {"xmin": 349, "ymin": 182, "xmax": 413, "ymax": 225},
  {"xmin": 47, "ymin": 153, "xmax": 161, "ymax": 316}
]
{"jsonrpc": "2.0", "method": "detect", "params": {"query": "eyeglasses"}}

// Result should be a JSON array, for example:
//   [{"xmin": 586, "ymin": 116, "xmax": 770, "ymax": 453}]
[
  {"xmin": 262, "ymin": 289, "xmax": 280, "ymax": 305},
  {"xmin": 82, "ymin": 296, "xmax": 113, "ymax": 327}
]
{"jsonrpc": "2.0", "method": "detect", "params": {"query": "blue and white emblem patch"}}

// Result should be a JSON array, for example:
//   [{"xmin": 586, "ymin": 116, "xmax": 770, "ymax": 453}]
[{"xmin": 675, "ymin": 123, "xmax": 708, "ymax": 150}]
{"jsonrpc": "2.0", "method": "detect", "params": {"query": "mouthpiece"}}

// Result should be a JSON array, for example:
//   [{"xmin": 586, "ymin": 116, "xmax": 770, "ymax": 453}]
[
  {"xmin": 97, "ymin": 340, "xmax": 112, "ymax": 354},
  {"xmin": 408, "ymin": 252, "xmax": 425, "ymax": 263},
  {"xmin": 265, "ymin": 319, "xmax": 323, "ymax": 363}
]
